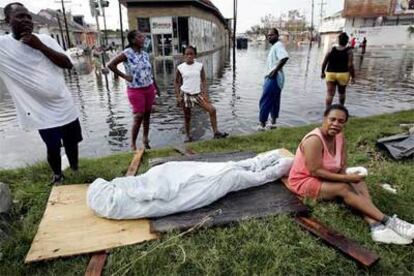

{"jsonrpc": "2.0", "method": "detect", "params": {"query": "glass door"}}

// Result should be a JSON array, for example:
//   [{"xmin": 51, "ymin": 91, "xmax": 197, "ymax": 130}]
[{"xmin": 153, "ymin": 34, "xmax": 173, "ymax": 56}]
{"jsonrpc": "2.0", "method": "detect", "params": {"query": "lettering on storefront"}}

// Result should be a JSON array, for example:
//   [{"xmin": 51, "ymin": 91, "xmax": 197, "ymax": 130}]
[{"xmin": 150, "ymin": 17, "xmax": 173, "ymax": 34}]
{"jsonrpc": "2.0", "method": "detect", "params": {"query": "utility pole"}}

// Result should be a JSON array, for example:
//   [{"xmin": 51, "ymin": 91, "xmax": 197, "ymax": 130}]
[
  {"xmin": 233, "ymin": 0, "xmax": 237, "ymax": 71},
  {"xmin": 60, "ymin": 0, "xmax": 72, "ymax": 48},
  {"xmin": 99, "ymin": 0, "xmax": 109, "ymax": 46},
  {"xmin": 119, "ymin": 0, "xmax": 125, "ymax": 49},
  {"xmin": 56, "ymin": 11, "xmax": 66, "ymax": 50},
  {"xmin": 310, "ymin": 0, "xmax": 314, "ymax": 44}
]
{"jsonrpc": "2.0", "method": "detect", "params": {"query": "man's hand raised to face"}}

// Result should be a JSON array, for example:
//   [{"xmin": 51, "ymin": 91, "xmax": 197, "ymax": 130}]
[{"xmin": 20, "ymin": 33, "xmax": 45, "ymax": 50}]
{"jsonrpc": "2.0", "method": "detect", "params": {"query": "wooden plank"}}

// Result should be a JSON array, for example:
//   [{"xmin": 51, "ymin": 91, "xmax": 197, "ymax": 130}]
[
  {"xmin": 126, "ymin": 148, "xmax": 145, "ymax": 176},
  {"xmin": 24, "ymin": 185, "xmax": 157, "ymax": 263},
  {"xmin": 85, "ymin": 148, "xmax": 146, "ymax": 275},
  {"xmin": 85, "ymin": 252, "xmax": 108, "ymax": 276},
  {"xmin": 295, "ymin": 216, "xmax": 379, "ymax": 267},
  {"xmin": 279, "ymin": 172, "xmax": 379, "ymax": 267}
]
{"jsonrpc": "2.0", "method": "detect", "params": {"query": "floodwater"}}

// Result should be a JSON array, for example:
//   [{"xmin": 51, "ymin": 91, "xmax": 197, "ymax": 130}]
[{"xmin": 0, "ymin": 44, "xmax": 413, "ymax": 169}]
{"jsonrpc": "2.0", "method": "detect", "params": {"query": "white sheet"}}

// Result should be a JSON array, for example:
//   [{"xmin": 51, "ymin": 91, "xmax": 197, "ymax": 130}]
[{"xmin": 87, "ymin": 150, "xmax": 293, "ymax": 219}]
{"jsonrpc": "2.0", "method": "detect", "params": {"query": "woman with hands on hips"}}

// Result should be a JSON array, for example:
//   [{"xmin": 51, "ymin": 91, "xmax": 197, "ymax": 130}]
[{"xmin": 108, "ymin": 30, "xmax": 159, "ymax": 150}]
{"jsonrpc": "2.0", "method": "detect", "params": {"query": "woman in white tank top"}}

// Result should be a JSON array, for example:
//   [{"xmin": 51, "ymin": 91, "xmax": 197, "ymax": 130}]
[{"xmin": 174, "ymin": 46, "xmax": 228, "ymax": 142}]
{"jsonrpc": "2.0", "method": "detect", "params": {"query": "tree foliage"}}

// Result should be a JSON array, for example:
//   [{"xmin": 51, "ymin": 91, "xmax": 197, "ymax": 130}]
[{"xmin": 247, "ymin": 9, "xmax": 308, "ymax": 35}]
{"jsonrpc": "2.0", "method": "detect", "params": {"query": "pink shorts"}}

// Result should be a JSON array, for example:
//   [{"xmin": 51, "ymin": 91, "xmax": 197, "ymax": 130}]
[
  {"xmin": 127, "ymin": 84, "xmax": 156, "ymax": 113},
  {"xmin": 287, "ymin": 176, "xmax": 322, "ymax": 199}
]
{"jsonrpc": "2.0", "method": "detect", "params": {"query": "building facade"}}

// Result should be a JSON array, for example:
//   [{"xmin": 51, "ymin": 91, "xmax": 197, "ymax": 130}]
[
  {"xmin": 0, "ymin": 6, "xmax": 97, "ymax": 50},
  {"xmin": 320, "ymin": 0, "xmax": 414, "ymax": 48},
  {"xmin": 121, "ymin": 0, "xmax": 230, "ymax": 57},
  {"xmin": 319, "ymin": 11, "xmax": 347, "ymax": 52},
  {"xmin": 38, "ymin": 9, "xmax": 98, "ymax": 49}
]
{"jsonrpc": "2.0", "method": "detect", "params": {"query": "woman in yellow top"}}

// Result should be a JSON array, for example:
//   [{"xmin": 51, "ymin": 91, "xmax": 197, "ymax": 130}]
[{"xmin": 321, "ymin": 32, "xmax": 355, "ymax": 108}]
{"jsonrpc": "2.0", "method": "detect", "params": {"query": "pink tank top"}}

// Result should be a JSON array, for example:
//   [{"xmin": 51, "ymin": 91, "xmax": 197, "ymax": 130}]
[{"xmin": 289, "ymin": 128, "xmax": 344, "ymax": 183}]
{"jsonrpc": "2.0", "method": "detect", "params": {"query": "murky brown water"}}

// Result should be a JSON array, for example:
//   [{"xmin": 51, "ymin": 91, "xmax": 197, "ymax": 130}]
[{"xmin": 1, "ymin": 44, "xmax": 413, "ymax": 168}]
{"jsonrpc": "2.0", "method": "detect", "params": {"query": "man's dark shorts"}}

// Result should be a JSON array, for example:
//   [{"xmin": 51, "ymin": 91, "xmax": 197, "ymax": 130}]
[{"xmin": 39, "ymin": 119, "xmax": 83, "ymax": 150}]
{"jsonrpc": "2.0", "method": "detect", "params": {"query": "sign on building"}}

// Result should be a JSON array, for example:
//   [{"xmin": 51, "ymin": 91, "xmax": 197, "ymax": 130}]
[
  {"xmin": 393, "ymin": 0, "xmax": 414, "ymax": 14},
  {"xmin": 150, "ymin": 17, "xmax": 173, "ymax": 34},
  {"xmin": 343, "ymin": 0, "xmax": 392, "ymax": 17}
]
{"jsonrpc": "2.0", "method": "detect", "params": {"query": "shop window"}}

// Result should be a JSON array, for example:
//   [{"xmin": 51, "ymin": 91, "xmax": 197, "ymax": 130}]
[
  {"xmin": 144, "ymin": 34, "xmax": 152, "ymax": 53},
  {"xmin": 137, "ymin": 18, "xmax": 151, "ymax": 33}
]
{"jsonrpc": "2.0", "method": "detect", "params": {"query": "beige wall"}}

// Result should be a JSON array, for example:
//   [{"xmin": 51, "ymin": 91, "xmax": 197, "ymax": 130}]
[{"xmin": 127, "ymin": 5, "xmax": 227, "ymax": 35}]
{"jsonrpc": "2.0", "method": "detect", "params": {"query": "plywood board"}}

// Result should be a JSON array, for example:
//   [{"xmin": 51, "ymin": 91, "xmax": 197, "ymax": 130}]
[
  {"xmin": 85, "ymin": 148, "xmax": 145, "ymax": 276},
  {"xmin": 25, "ymin": 184, "xmax": 157, "ymax": 263}
]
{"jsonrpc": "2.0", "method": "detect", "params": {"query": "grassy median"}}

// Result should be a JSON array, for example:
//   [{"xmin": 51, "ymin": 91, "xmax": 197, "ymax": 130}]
[{"xmin": 0, "ymin": 109, "xmax": 413, "ymax": 275}]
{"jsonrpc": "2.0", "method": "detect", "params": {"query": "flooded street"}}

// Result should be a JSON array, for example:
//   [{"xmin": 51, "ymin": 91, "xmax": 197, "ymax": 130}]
[{"xmin": 1, "ymin": 44, "xmax": 413, "ymax": 169}]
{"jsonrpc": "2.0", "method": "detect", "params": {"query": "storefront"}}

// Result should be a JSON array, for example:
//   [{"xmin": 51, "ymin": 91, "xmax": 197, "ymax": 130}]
[
  {"xmin": 123, "ymin": 0, "xmax": 230, "ymax": 58},
  {"xmin": 138, "ymin": 16, "xmax": 193, "ymax": 56}
]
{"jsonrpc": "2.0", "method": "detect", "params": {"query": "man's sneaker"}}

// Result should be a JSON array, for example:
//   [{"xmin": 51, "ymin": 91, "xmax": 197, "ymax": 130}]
[
  {"xmin": 266, "ymin": 123, "xmax": 277, "ymax": 130},
  {"xmin": 386, "ymin": 215, "xmax": 414, "ymax": 240},
  {"xmin": 257, "ymin": 124, "xmax": 267, "ymax": 131},
  {"xmin": 50, "ymin": 174, "xmax": 64, "ymax": 185},
  {"xmin": 214, "ymin": 131, "xmax": 228, "ymax": 139},
  {"xmin": 371, "ymin": 225, "xmax": 412, "ymax": 245}
]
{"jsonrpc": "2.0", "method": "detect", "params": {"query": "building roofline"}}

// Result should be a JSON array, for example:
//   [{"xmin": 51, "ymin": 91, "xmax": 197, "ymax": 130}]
[{"xmin": 120, "ymin": 0, "xmax": 229, "ymax": 27}]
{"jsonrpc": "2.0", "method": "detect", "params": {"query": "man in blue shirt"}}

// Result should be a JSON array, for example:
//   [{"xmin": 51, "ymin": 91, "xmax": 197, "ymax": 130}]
[{"xmin": 258, "ymin": 28, "xmax": 289, "ymax": 130}]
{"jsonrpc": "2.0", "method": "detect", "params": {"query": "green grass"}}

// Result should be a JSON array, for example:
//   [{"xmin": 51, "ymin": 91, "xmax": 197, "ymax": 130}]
[{"xmin": 0, "ymin": 110, "xmax": 413, "ymax": 275}]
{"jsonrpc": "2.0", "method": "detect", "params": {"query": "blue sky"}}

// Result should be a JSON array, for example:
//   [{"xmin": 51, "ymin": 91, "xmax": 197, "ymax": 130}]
[{"xmin": 0, "ymin": 0, "xmax": 344, "ymax": 32}]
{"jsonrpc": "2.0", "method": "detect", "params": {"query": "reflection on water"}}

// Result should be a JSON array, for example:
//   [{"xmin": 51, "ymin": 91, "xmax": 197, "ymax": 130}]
[{"xmin": 0, "ymin": 45, "xmax": 413, "ymax": 168}]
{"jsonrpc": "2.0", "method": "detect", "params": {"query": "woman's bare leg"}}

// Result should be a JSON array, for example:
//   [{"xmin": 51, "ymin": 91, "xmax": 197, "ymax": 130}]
[
  {"xmin": 197, "ymin": 96, "xmax": 218, "ymax": 133},
  {"xmin": 182, "ymin": 105, "xmax": 192, "ymax": 141},
  {"xmin": 131, "ymin": 112, "xmax": 144, "ymax": 151},
  {"xmin": 142, "ymin": 111, "xmax": 151, "ymax": 149},
  {"xmin": 319, "ymin": 181, "xmax": 384, "ymax": 224},
  {"xmin": 325, "ymin": 82, "xmax": 336, "ymax": 109},
  {"xmin": 338, "ymin": 85, "xmax": 347, "ymax": 106}
]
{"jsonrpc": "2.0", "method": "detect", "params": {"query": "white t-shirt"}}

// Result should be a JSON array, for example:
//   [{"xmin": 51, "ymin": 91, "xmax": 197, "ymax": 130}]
[
  {"xmin": 0, "ymin": 34, "xmax": 78, "ymax": 130},
  {"xmin": 177, "ymin": 61, "xmax": 203, "ymax": 95}
]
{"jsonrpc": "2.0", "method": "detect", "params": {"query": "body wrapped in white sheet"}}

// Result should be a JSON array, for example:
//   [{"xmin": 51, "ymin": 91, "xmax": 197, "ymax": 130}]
[{"xmin": 87, "ymin": 150, "xmax": 293, "ymax": 219}]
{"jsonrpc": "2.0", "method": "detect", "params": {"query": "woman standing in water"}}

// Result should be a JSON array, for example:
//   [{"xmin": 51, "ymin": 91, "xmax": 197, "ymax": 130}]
[
  {"xmin": 108, "ymin": 30, "xmax": 158, "ymax": 150},
  {"xmin": 174, "ymin": 46, "xmax": 228, "ymax": 142},
  {"xmin": 321, "ymin": 32, "xmax": 355, "ymax": 108}
]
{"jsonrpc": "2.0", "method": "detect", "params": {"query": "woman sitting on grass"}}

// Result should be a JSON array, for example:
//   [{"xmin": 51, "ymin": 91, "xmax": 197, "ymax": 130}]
[{"xmin": 287, "ymin": 104, "xmax": 414, "ymax": 245}]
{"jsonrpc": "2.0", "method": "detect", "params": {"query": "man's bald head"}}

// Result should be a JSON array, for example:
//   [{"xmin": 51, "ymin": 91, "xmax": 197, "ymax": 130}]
[
  {"xmin": 5, "ymin": 3, "xmax": 33, "ymax": 39},
  {"xmin": 4, "ymin": 2, "xmax": 24, "ymax": 23}
]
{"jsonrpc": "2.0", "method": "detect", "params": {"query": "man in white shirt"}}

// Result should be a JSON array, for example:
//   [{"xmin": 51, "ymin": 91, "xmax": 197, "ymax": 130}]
[
  {"xmin": 258, "ymin": 28, "xmax": 289, "ymax": 130},
  {"xmin": 0, "ymin": 3, "xmax": 82, "ymax": 184}
]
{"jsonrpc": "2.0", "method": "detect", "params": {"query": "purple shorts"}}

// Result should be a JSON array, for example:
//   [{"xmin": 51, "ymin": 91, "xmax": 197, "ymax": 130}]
[{"xmin": 127, "ymin": 84, "xmax": 156, "ymax": 113}]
